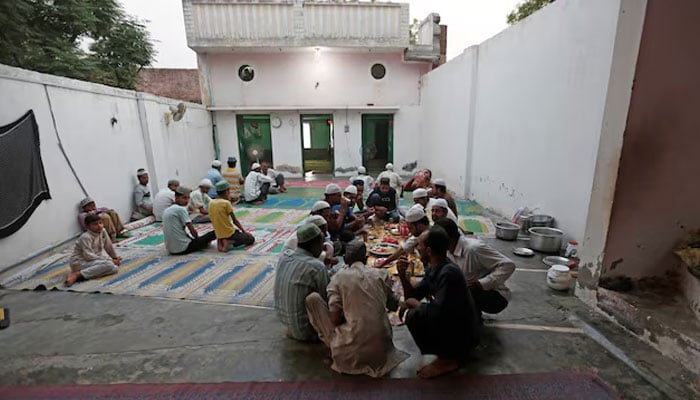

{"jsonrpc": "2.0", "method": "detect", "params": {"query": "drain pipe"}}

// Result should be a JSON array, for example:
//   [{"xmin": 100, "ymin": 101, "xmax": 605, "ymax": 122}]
[{"xmin": 210, "ymin": 110, "xmax": 220, "ymax": 160}]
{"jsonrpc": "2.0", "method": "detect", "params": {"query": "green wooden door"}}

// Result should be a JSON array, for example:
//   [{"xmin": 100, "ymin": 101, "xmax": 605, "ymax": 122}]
[
  {"xmin": 236, "ymin": 115, "xmax": 273, "ymax": 175},
  {"xmin": 362, "ymin": 114, "xmax": 394, "ymax": 173}
]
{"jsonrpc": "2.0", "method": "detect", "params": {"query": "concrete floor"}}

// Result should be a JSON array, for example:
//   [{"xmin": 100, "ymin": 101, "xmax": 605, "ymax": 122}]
[{"xmin": 0, "ymin": 236, "xmax": 696, "ymax": 399}]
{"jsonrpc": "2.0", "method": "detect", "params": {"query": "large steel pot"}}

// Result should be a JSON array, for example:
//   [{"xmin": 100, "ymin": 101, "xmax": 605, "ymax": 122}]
[
  {"xmin": 530, "ymin": 214, "xmax": 554, "ymax": 228},
  {"xmin": 528, "ymin": 227, "xmax": 564, "ymax": 253},
  {"xmin": 495, "ymin": 222, "xmax": 520, "ymax": 241}
]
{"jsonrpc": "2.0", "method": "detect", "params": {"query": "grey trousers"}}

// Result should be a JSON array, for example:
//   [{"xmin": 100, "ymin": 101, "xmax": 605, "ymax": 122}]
[
  {"xmin": 269, "ymin": 175, "xmax": 285, "ymax": 194},
  {"xmin": 305, "ymin": 292, "xmax": 334, "ymax": 346},
  {"xmin": 79, "ymin": 260, "xmax": 118, "ymax": 280}
]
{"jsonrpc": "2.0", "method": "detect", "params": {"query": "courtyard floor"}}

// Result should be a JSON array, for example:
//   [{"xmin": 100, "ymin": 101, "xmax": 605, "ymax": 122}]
[{"xmin": 0, "ymin": 178, "xmax": 696, "ymax": 399}]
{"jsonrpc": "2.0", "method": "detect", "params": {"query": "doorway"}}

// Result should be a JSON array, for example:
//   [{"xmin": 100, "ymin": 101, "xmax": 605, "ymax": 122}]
[
  {"xmin": 236, "ymin": 115, "xmax": 273, "ymax": 175},
  {"xmin": 362, "ymin": 114, "xmax": 393, "ymax": 173},
  {"xmin": 301, "ymin": 114, "xmax": 334, "ymax": 174}
]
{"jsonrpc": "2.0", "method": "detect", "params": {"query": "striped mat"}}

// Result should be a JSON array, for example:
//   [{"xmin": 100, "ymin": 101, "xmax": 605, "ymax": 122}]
[{"xmin": 3, "ymin": 248, "xmax": 278, "ymax": 308}]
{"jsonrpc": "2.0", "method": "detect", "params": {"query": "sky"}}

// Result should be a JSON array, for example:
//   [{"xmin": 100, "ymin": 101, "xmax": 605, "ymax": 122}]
[{"xmin": 119, "ymin": 0, "xmax": 522, "ymax": 68}]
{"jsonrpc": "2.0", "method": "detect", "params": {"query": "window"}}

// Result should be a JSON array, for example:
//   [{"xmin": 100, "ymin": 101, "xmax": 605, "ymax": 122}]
[
  {"xmin": 238, "ymin": 65, "xmax": 255, "ymax": 82},
  {"xmin": 370, "ymin": 63, "xmax": 386, "ymax": 80}
]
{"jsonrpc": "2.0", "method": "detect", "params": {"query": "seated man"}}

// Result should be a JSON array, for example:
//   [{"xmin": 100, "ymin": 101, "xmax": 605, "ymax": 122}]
[
  {"xmin": 323, "ymin": 184, "xmax": 351, "ymax": 241},
  {"xmin": 78, "ymin": 197, "xmax": 128, "ymax": 243},
  {"xmin": 261, "ymin": 161, "xmax": 287, "ymax": 194},
  {"xmin": 432, "ymin": 178, "xmax": 458, "ymax": 217},
  {"xmin": 153, "ymin": 179, "xmax": 180, "ymax": 222},
  {"xmin": 331, "ymin": 185, "xmax": 364, "ymax": 232},
  {"xmin": 349, "ymin": 166, "xmax": 373, "ymax": 191},
  {"xmin": 206, "ymin": 160, "xmax": 224, "ymax": 198},
  {"xmin": 351, "ymin": 179, "xmax": 368, "ymax": 214},
  {"xmin": 188, "ymin": 179, "xmax": 213, "ymax": 224},
  {"xmin": 244, "ymin": 162, "xmax": 274, "ymax": 204},
  {"xmin": 377, "ymin": 204, "xmax": 430, "ymax": 267},
  {"xmin": 209, "ymin": 180, "xmax": 255, "ymax": 252},
  {"xmin": 131, "ymin": 168, "xmax": 153, "ymax": 221},
  {"xmin": 222, "ymin": 156, "xmax": 245, "ymax": 204},
  {"xmin": 431, "ymin": 198, "xmax": 459, "ymax": 224},
  {"xmin": 283, "ymin": 215, "xmax": 338, "ymax": 268},
  {"xmin": 306, "ymin": 240, "xmax": 409, "ymax": 377},
  {"xmin": 434, "ymin": 218, "xmax": 515, "ymax": 315},
  {"xmin": 65, "ymin": 214, "xmax": 121, "ymax": 287},
  {"xmin": 163, "ymin": 187, "xmax": 217, "ymax": 255},
  {"xmin": 274, "ymin": 223, "xmax": 330, "ymax": 342},
  {"xmin": 376, "ymin": 163, "xmax": 402, "ymax": 192},
  {"xmin": 401, "ymin": 169, "xmax": 432, "ymax": 198},
  {"xmin": 404, "ymin": 188, "xmax": 430, "ymax": 221},
  {"xmin": 396, "ymin": 227, "xmax": 481, "ymax": 378},
  {"xmin": 367, "ymin": 178, "xmax": 400, "ymax": 223}
]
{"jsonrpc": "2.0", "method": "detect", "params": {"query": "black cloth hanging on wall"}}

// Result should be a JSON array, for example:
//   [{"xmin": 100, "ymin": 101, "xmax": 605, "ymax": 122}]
[{"xmin": 0, "ymin": 110, "xmax": 51, "ymax": 238}]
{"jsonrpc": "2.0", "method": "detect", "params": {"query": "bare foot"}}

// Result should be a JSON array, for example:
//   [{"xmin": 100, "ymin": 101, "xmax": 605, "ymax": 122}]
[
  {"xmin": 217, "ymin": 239, "xmax": 230, "ymax": 252},
  {"xmin": 64, "ymin": 271, "xmax": 81, "ymax": 287},
  {"xmin": 252, "ymin": 200, "xmax": 264, "ymax": 205},
  {"xmin": 417, "ymin": 358, "xmax": 459, "ymax": 379}
]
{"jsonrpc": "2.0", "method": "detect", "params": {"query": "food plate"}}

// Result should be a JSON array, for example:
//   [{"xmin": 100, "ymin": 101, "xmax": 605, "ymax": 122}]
[
  {"xmin": 542, "ymin": 256, "xmax": 571, "ymax": 267},
  {"xmin": 513, "ymin": 247, "xmax": 535, "ymax": 257},
  {"xmin": 369, "ymin": 243, "xmax": 399, "ymax": 257}
]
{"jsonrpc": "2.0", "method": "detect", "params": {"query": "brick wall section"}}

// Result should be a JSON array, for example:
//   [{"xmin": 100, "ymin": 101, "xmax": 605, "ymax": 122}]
[
  {"xmin": 136, "ymin": 68, "xmax": 202, "ymax": 104},
  {"xmin": 439, "ymin": 25, "xmax": 448, "ymax": 65}
]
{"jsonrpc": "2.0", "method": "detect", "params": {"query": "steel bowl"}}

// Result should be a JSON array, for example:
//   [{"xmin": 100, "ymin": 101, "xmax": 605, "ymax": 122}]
[
  {"xmin": 530, "ymin": 214, "xmax": 554, "ymax": 228},
  {"xmin": 495, "ymin": 222, "xmax": 520, "ymax": 241},
  {"xmin": 528, "ymin": 227, "xmax": 564, "ymax": 253}
]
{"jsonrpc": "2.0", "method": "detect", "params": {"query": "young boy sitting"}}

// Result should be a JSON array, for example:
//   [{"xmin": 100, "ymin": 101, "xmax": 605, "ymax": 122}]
[
  {"xmin": 65, "ymin": 214, "xmax": 122, "ymax": 287},
  {"xmin": 209, "ymin": 180, "xmax": 255, "ymax": 252},
  {"xmin": 163, "ymin": 186, "xmax": 218, "ymax": 255}
]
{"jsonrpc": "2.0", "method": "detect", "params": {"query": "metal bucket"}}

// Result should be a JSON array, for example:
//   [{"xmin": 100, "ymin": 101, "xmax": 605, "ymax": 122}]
[
  {"xmin": 528, "ymin": 227, "xmax": 564, "ymax": 253},
  {"xmin": 530, "ymin": 214, "xmax": 554, "ymax": 228}
]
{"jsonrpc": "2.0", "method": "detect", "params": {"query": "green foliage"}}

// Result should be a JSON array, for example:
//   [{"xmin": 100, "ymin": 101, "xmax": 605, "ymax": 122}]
[
  {"xmin": 0, "ymin": 0, "xmax": 155, "ymax": 89},
  {"xmin": 409, "ymin": 18, "xmax": 419, "ymax": 45},
  {"xmin": 507, "ymin": 0, "xmax": 556, "ymax": 25}
]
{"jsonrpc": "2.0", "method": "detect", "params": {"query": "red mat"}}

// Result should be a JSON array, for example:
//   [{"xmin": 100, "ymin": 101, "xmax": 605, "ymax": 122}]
[{"xmin": 1, "ymin": 372, "xmax": 619, "ymax": 400}]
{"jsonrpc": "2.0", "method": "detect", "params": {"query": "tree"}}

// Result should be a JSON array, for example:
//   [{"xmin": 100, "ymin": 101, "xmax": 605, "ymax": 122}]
[
  {"xmin": 507, "ymin": 0, "xmax": 555, "ymax": 25},
  {"xmin": 0, "ymin": 0, "xmax": 155, "ymax": 89}
]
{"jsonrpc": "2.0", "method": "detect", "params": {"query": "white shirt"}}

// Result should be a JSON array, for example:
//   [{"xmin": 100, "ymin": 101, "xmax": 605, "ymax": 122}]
[
  {"xmin": 244, "ymin": 171, "xmax": 274, "ymax": 201},
  {"xmin": 188, "ymin": 188, "xmax": 210, "ymax": 217},
  {"xmin": 426, "ymin": 198, "xmax": 458, "ymax": 224},
  {"xmin": 152, "ymin": 188, "xmax": 175, "ymax": 222},
  {"xmin": 448, "ymin": 236, "xmax": 516, "ymax": 300},
  {"xmin": 349, "ymin": 174, "xmax": 374, "ymax": 191}
]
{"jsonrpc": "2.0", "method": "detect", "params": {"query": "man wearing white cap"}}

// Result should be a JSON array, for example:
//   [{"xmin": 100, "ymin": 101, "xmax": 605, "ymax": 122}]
[
  {"xmin": 206, "ymin": 160, "xmax": 224, "ymax": 198},
  {"xmin": 376, "ymin": 163, "xmax": 402, "ymax": 192},
  {"xmin": 324, "ymin": 183, "xmax": 350, "ymax": 240},
  {"xmin": 274, "ymin": 223, "xmax": 330, "ymax": 342},
  {"xmin": 244, "ymin": 162, "xmax": 274, "ymax": 204},
  {"xmin": 431, "ymin": 198, "xmax": 459, "ymax": 224},
  {"xmin": 131, "ymin": 168, "xmax": 153, "ymax": 221},
  {"xmin": 377, "ymin": 204, "xmax": 431, "ymax": 267},
  {"xmin": 283, "ymin": 215, "xmax": 338, "ymax": 268},
  {"xmin": 188, "ymin": 178, "xmax": 213, "ymax": 223},
  {"xmin": 349, "ymin": 166, "xmax": 373, "ymax": 191},
  {"xmin": 331, "ymin": 185, "xmax": 364, "ymax": 232},
  {"xmin": 432, "ymin": 178, "xmax": 458, "ymax": 217},
  {"xmin": 78, "ymin": 197, "xmax": 127, "ymax": 242}
]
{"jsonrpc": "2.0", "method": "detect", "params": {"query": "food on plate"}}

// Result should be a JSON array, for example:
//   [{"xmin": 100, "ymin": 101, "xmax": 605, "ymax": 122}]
[
  {"xmin": 369, "ymin": 243, "xmax": 399, "ymax": 256},
  {"xmin": 382, "ymin": 237, "xmax": 399, "ymax": 245}
]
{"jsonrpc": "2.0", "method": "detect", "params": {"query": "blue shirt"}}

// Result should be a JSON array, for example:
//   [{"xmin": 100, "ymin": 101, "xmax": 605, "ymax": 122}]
[{"xmin": 206, "ymin": 168, "xmax": 223, "ymax": 198}]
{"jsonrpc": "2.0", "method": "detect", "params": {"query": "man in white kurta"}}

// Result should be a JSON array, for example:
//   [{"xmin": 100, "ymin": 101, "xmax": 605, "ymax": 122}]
[{"xmin": 305, "ymin": 241, "xmax": 408, "ymax": 377}]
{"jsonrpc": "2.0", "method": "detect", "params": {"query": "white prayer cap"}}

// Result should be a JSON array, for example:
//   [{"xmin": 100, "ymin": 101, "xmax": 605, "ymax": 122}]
[
  {"xmin": 136, "ymin": 168, "xmax": 148, "ymax": 176},
  {"xmin": 358, "ymin": 166, "xmax": 367, "ymax": 174},
  {"xmin": 343, "ymin": 185, "xmax": 358, "ymax": 195},
  {"xmin": 305, "ymin": 215, "xmax": 327, "ymax": 227},
  {"xmin": 311, "ymin": 200, "xmax": 331, "ymax": 213},
  {"xmin": 432, "ymin": 198, "xmax": 449, "ymax": 210},
  {"xmin": 385, "ymin": 163, "xmax": 394, "ymax": 171},
  {"xmin": 199, "ymin": 178, "xmax": 213, "ymax": 188},
  {"xmin": 413, "ymin": 188, "xmax": 428, "ymax": 199},
  {"xmin": 212, "ymin": 160, "xmax": 222, "ymax": 168},
  {"xmin": 433, "ymin": 178, "xmax": 446, "ymax": 187},
  {"xmin": 405, "ymin": 204, "xmax": 426, "ymax": 223},
  {"xmin": 325, "ymin": 183, "xmax": 342, "ymax": 195},
  {"xmin": 251, "ymin": 162, "xmax": 261, "ymax": 170}
]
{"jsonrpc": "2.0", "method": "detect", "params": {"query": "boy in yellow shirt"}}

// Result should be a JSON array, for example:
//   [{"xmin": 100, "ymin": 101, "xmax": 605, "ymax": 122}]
[{"xmin": 209, "ymin": 180, "xmax": 255, "ymax": 252}]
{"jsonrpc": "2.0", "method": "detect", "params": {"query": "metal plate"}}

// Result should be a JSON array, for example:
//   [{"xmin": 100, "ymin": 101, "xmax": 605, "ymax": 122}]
[
  {"xmin": 513, "ymin": 247, "xmax": 535, "ymax": 257},
  {"xmin": 542, "ymin": 256, "xmax": 571, "ymax": 267}
]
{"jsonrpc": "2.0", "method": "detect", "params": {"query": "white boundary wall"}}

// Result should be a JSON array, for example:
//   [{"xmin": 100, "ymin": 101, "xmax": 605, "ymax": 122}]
[
  {"xmin": 419, "ymin": 0, "xmax": 646, "ymax": 245},
  {"xmin": 0, "ymin": 65, "xmax": 214, "ymax": 270}
]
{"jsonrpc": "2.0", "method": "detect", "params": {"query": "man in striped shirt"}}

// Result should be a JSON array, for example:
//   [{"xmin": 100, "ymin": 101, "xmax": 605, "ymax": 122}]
[{"xmin": 274, "ymin": 223, "xmax": 330, "ymax": 341}]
